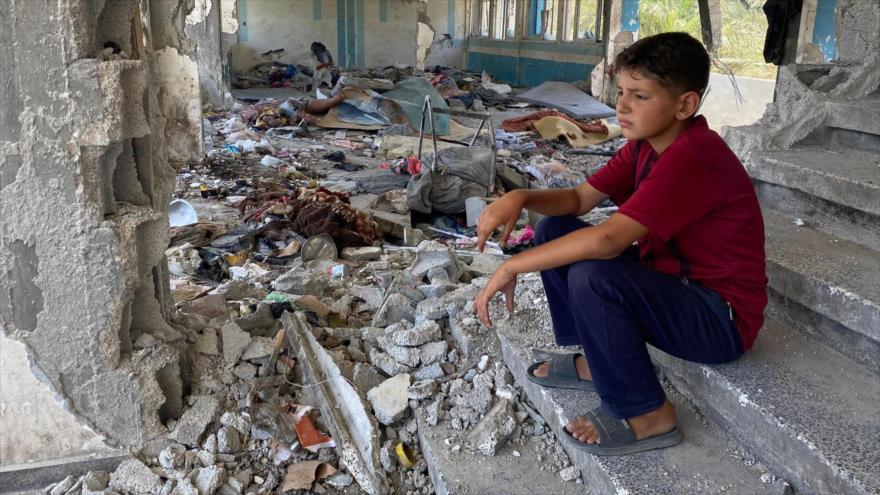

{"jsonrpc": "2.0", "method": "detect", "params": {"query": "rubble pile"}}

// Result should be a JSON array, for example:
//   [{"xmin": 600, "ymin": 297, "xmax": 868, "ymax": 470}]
[{"xmin": 41, "ymin": 68, "xmax": 633, "ymax": 494}]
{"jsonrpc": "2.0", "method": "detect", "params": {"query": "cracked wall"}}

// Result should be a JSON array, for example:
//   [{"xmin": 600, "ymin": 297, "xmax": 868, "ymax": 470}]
[{"xmin": 0, "ymin": 0, "xmax": 201, "ymax": 467}]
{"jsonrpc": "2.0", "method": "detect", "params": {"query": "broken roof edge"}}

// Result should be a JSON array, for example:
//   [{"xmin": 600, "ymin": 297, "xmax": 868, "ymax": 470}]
[{"xmin": 281, "ymin": 311, "xmax": 390, "ymax": 495}]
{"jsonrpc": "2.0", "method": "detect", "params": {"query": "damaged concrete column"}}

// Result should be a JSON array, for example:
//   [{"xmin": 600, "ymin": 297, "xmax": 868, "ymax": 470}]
[
  {"xmin": 185, "ymin": 0, "xmax": 236, "ymax": 111},
  {"xmin": 0, "ymin": 0, "xmax": 203, "ymax": 466}
]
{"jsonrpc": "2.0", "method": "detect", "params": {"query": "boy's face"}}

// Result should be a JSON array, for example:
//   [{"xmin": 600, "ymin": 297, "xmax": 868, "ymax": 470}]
[{"xmin": 615, "ymin": 69, "xmax": 694, "ymax": 143}]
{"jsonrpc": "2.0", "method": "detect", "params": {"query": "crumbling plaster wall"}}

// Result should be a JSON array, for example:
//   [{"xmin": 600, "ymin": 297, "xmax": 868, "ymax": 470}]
[
  {"xmin": 418, "ymin": 0, "xmax": 467, "ymax": 69},
  {"xmin": 186, "ymin": 0, "xmax": 237, "ymax": 110},
  {"xmin": 723, "ymin": 0, "xmax": 879, "ymax": 159},
  {"xmin": 229, "ymin": 0, "xmax": 423, "ymax": 72},
  {"xmin": 0, "ymin": 0, "xmax": 202, "ymax": 466}
]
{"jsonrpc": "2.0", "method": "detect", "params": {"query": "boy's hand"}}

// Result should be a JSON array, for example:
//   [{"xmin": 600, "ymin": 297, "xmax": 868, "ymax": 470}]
[
  {"xmin": 473, "ymin": 264, "xmax": 517, "ymax": 327},
  {"xmin": 476, "ymin": 191, "xmax": 525, "ymax": 252}
]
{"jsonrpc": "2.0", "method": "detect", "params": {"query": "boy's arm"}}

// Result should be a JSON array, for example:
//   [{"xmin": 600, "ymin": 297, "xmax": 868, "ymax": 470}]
[{"xmin": 473, "ymin": 212, "xmax": 647, "ymax": 327}]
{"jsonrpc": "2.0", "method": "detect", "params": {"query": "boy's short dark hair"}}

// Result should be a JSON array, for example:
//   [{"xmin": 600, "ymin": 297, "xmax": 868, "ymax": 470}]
[{"xmin": 613, "ymin": 32, "xmax": 710, "ymax": 96}]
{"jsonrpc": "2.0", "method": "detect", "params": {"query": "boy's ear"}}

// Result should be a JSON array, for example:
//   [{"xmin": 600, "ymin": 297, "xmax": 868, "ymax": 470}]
[{"xmin": 675, "ymin": 91, "xmax": 702, "ymax": 120}]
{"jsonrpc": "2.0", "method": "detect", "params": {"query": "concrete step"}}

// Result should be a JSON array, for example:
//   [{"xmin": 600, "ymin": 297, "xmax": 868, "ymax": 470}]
[
  {"xmin": 763, "ymin": 208, "xmax": 880, "ymax": 350},
  {"xmin": 417, "ymin": 414, "xmax": 588, "ymax": 495},
  {"xmin": 651, "ymin": 317, "xmax": 880, "ymax": 495},
  {"xmin": 747, "ymin": 146, "xmax": 880, "ymax": 218},
  {"xmin": 494, "ymin": 302, "xmax": 778, "ymax": 495},
  {"xmin": 826, "ymin": 97, "xmax": 880, "ymax": 137}
]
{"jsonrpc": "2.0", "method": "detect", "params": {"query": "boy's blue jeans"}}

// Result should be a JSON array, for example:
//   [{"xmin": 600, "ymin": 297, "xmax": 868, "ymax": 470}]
[{"xmin": 535, "ymin": 216, "xmax": 743, "ymax": 419}]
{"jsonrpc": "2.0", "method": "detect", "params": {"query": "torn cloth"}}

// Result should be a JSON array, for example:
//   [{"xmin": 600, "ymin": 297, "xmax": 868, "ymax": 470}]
[
  {"xmin": 287, "ymin": 188, "xmax": 383, "ymax": 248},
  {"xmin": 502, "ymin": 110, "xmax": 607, "ymax": 134}
]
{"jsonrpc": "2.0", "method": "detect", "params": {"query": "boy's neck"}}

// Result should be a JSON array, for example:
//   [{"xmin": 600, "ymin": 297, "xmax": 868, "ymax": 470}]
[{"xmin": 647, "ymin": 117, "xmax": 694, "ymax": 155}]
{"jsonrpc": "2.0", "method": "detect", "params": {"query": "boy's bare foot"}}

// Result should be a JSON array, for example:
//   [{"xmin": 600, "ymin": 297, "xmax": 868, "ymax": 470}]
[
  {"xmin": 565, "ymin": 400, "xmax": 677, "ymax": 444},
  {"xmin": 532, "ymin": 354, "xmax": 592, "ymax": 381}
]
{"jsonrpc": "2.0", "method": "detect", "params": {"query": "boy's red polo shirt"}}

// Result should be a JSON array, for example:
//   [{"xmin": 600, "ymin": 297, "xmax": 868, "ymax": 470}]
[{"xmin": 587, "ymin": 116, "xmax": 768, "ymax": 350}]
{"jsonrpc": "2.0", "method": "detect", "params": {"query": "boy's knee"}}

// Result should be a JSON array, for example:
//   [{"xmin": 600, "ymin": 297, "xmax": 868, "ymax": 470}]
[{"xmin": 534, "ymin": 216, "xmax": 579, "ymax": 245}]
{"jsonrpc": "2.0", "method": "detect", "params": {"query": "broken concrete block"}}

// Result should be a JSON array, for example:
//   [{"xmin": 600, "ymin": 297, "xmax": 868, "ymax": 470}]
[
  {"xmin": 168, "ymin": 396, "xmax": 220, "ymax": 447},
  {"xmin": 272, "ymin": 268, "xmax": 329, "ymax": 296},
  {"xmin": 386, "ymin": 344, "xmax": 421, "ymax": 367},
  {"xmin": 559, "ymin": 466, "xmax": 580, "ymax": 482},
  {"xmin": 158, "ymin": 443, "xmax": 186, "ymax": 469},
  {"xmin": 424, "ymin": 397, "xmax": 445, "ymax": 426},
  {"xmin": 325, "ymin": 471, "xmax": 355, "ymax": 488},
  {"xmin": 408, "ymin": 380, "xmax": 437, "ymax": 400},
  {"xmin": 380, "ymin": 440, "xmax": 398, "ymax": 473},
  {"xmin": 109, "ymin": 459, "xmax": 163, "ymax": 495},
  {"xmin": 412, "ymin": 362, "xmax": 445, "ymax": 381},
  {"xmin": 349, "ymin": 285, "xmax": 384, "ymax": 312},
  {"xmin": 369, "ymin": 349, "xmax": 413, "ymax": 376},
  {"xmin": 426, "ymin": 266, "xmax": 450, "ymax": 285},
  {"xmin": 392, "ymin": 320, "xmax": 441, "ymax": 347},
  {"xmin": 372, "ymin": 292, "xmax": 416, "ymax": 327},
  {"xmin": 241, "ymin": 337, "xmax": 274, "ymax": 361},
  {"xmin": 353, "ymin": 363, "xmax": 386, "ymax": 395},
  {"xmin": 180, "ymin": 294, "xmax": 228, "ymax": 321},
  {"xmin": 194, "ymin": 466, "xmax": 227, "ymax": 495},
  {"xmin": 459, "ymin": 383, "xmax": 493, "ymax": 415},
  {"xmin": 409, "ymin": 240, "xmax": 461, "ymax": 282},
  {"xmin": 465, "ymin": 197, "xmax": 487, "ymax": 227},
  {"xmin": 197, "ymin": 448, "xmax": 216, "ymax": 468},
  {"xmin": 464, "ymin": 400, "xmax": 518, "ymax": 456},
  {"xmin": 415, "ymin": 298, "xmax": 448, "ymax": 322},
  {"xmin": 220, "ymin": 321, "xmax": 251, "ymax": 367},
  {"xmin": 232, "ymin": 362, "xmax": 257, "ymax": 380},
  {"xmin": 82, "ymin": 470, "xmax": 110, "ymax": 495},
  {"xmin": 195, "ymin": 328, "xmax": 220, "ymax": 356},
  {"xmin": 419, "ymin": 340, "xmax": 448, "ymax": 366},
  {"xmin": 417, "ymin": 284, "xmax": 454, "ymax": 299},
  {"xmin": 170, "ymin": 479, "xmax": 199, "ymax": 495},
  {"xmin": 233, "ymin": 303, "xmax": 275, "ymax": 332},
  {"xmin": 49, "ymin": 475, "xmax": 75, "ymax": 495},
  {"xmin": 367, "ymin": 373, "xmax": 411, "ymax": 425},
  {"xmin": 217, "ymin": 426, "xmax": 242, "ymax": 454},
  {"xmin": 341, "ymin": 246, "xmax": 382, "ymax": 262},
  {"xmin": 469, "ymin": 253, "xmax": 504, "ymax": 276},
  {"xmin": 220, "ymin": 411, "xmax": 251, "ymax": 437}
]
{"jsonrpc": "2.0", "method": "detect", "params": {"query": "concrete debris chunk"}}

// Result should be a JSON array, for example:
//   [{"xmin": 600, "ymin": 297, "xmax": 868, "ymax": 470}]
[
  {"xmin": 272, "ymin": 267, "xmax": 329, "ymax": 295},
  {"xmin": 349, "ymin": 285, "xmax": 384, "ymax": 312},
  {"xmin": 424, "ymin": 397, "xmax": 445, "ymax": 426},
  {"xmin": 170, "ymin": 478, "xmax": 199, "ymax": 495},
  {"xmin": 386, "ymin": 344, "xmax": 421, "ymax": 367},
  {"xmin": 414, "ymin": 298, "xmax": 448, "ymax": 322},
  {"xmin": 194, "ymin": 466, "xmax": 227, "ymax": 495},
  {"xmin": 464, "ymin": 400, "xmax": 519, "ymax": 456},
  {"xmin": 241, "ymin": 337, "xmax": 274, "ymax": 361},
  {"xmin": 218, "ymin": 426, "xmax": 243, "ymax": 454},
  {"xmin": 419, "ymin": 340, "xmax": 448, "ymax": 366},
  {"xmin": 372, "ymin": 292, "xmax": 417, "ymax": 327},
  {"xmin": 369, "ymin": 348, "xmax": 413, "ymax": 376},
  {"xmin": 412, "ymin": 362, "xmax": 445, "ymax": 381},
  {"xmin": 81, "ymin": 470, "xmax": 110, "ymax": 495},
  {"xmin": 232, "ymin": 362, "xmax": 257, "ymax": 380},
  {"xmin": 159, "ymin": 443, "xmax": 187, "ymax": 469},
  {"xmin": 559, "ymin": 466, "xmax": 580, "ymax": 482},
  {"xmin": 468, "ymin": 253, "xmax": 504, "ymax": 275},
  {"xmin": 49, "ymin": 475, "xmax": 75, "ymax": 495},
  {"xmin": 408, "ymin": 380, "xmax": 437, "ymax": 400},
  {"xmin": 426, "ymin": 266, "xmax": 450, "ymax": 285},
  {"xmin": 367, "ymin": 373, "xmax": 411, "ymax": 425},
  {"xmin": 221, "ymin": 321, "xmax": 251, "ymax": 367},
  {"xmin": 418, "ymin": 284, "xmax": 452, "ymax": 299},
  {"xmin": 220, "ymin": 411, "xmax": 252, "ymax": 437},
  {"xmin": 353, "ymin": 362, "xmax": 387, "ymax": 395},
  {"xmin": 408, "ymin": 240, "xmax": 462, "ymax": 282},
  {"xmin": 109, "ymin": 459, "xmax": 164, "ymax": 495},
  {"xmin": 392, "ymin": 320, "xmax": 441, "ymax": 347},
  {"xmin": 341, "ymin": 246, "xmax": 382, "ymax": 262},
  {"xmin": 234, "ymin": 303, "xmax": 275, "ymax": 332},
  {"xmin": 195, "ymin": 327, "xmax": 220, "ymax": 356},
  {"xmin": 325, "ymin": 471, "xmax": 355, "ymax": 488},
  {"xmin": 169, "ymin": 396, "xmax": 220, "ymax": 447}
]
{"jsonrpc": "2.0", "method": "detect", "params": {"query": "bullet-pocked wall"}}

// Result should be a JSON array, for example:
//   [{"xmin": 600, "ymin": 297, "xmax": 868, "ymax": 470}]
[
  {"xmin": 230, "ymin": 0, "xmax": 468, "ymax": 73},
  {"xmin": 464, "ymin": 0, "xmax": 611, "ymax": 87},
  {"xmin": 0, "ymin": 0, "xmax": 202, "ymax": 468}
]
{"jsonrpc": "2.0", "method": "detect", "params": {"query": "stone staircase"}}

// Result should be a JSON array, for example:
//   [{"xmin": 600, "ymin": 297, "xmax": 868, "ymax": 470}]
[{"xmin": 492, "ymin": 66, "xmax": 880, "ymax": 494}]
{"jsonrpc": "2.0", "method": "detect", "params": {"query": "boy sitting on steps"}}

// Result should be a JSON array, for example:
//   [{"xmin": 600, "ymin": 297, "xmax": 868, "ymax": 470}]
[{"xmin": 473, "ymin": 32, "xmax": 767, "ymax": 456}]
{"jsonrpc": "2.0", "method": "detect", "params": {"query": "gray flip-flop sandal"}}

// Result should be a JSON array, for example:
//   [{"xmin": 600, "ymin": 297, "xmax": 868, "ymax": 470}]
[
  {"xmin": 560, "ymin": 407, "xmax": 682, "ymax": 456},
  {"xmin": 526, "ymin": 353, "xmax": 596, "ymax": 392}
]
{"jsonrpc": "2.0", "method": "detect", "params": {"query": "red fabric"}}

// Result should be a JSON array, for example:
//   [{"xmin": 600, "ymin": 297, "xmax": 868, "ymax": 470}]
[
  {"xmin": 587, "ymin": 116, "xmax": 767, "ymax": 350},
  {"xmin": 502, "ymin": 110, "xmax": 607, "ymax": 134}
]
